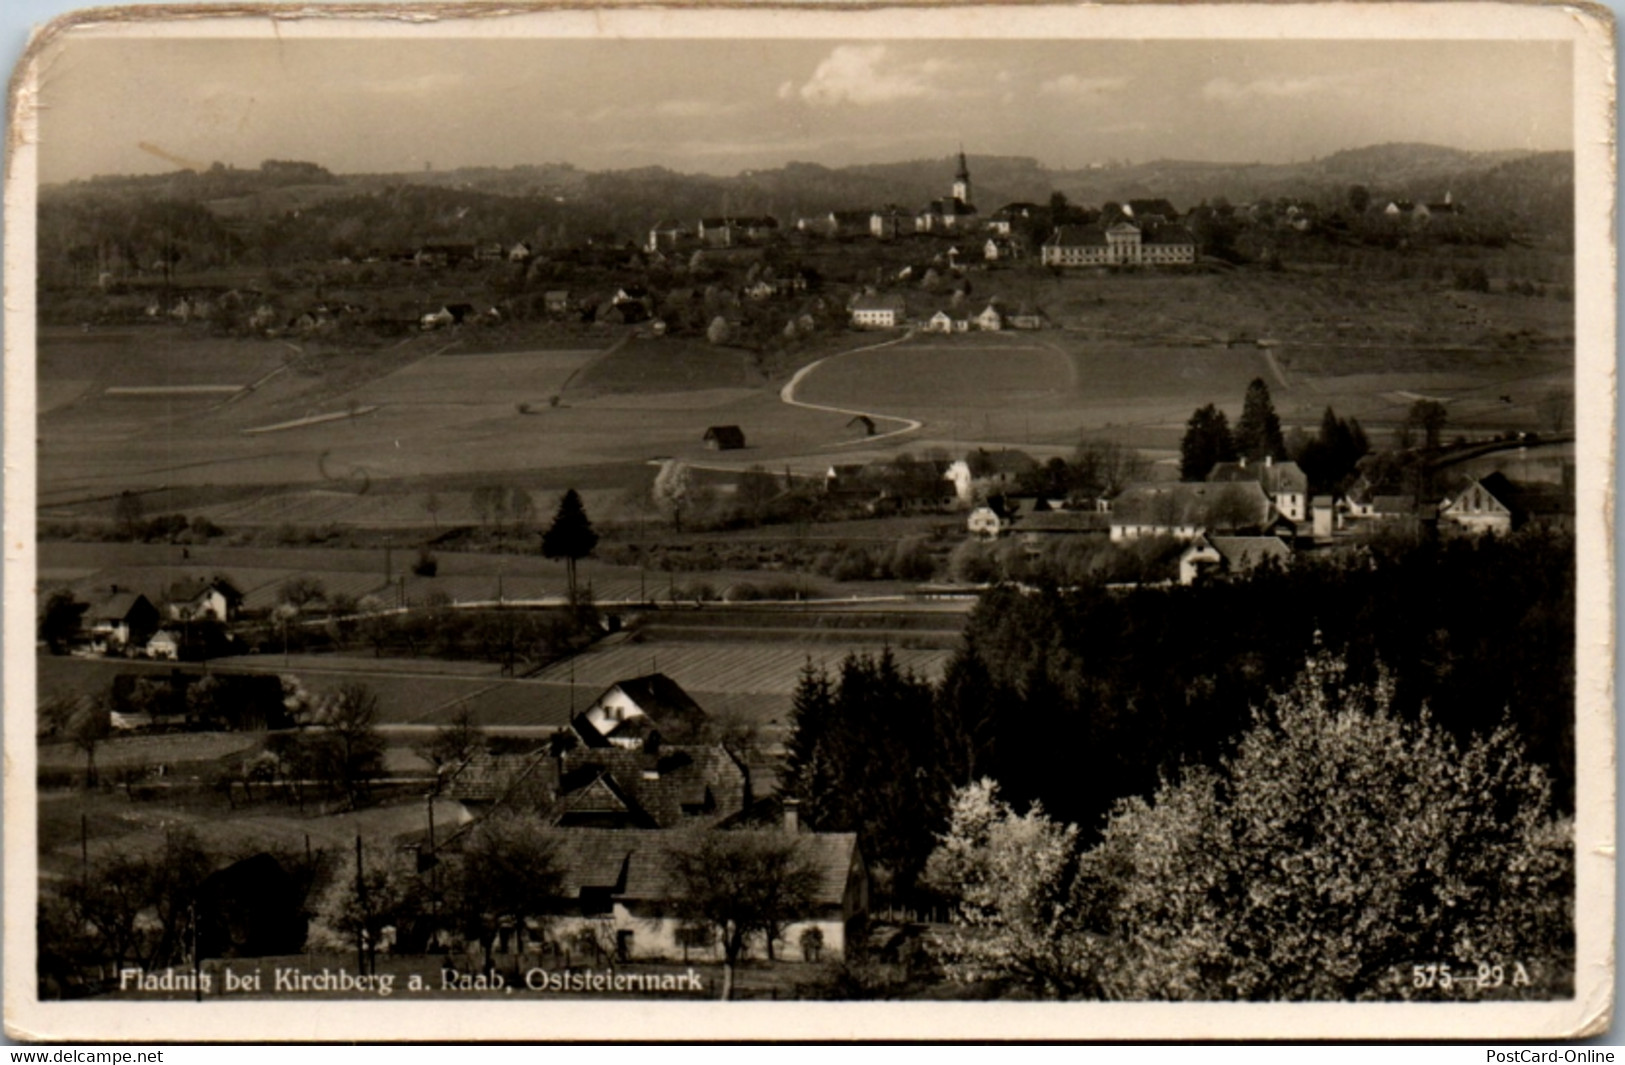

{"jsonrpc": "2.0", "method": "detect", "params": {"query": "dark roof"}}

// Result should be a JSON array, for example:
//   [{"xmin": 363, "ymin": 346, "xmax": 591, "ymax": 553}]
[
  {"xmin": 1208, "ymin": 460, "xmax": 1308, "ymax": 495},
  {"xmin": 87, "ymin": 591, "xmax": 155, "ymax": 622},
  {"xmin": 166, "ymin": 576, "xmax": 244, "ymax": 605},
  {"xmin": 445, "ymin": 748, "xmax": 559, "ymax": 804},
  {"xmin": 585, "ymin": 673, "xmax": 709, "ymax": 746},
  {"xmin": 1046, "ymin": 224, "xmax": 1108, "ymax": 247},
  {"xmin": 703, "ymin": 425, "xmax": 746, "ymax": 449},
  {"xmin": 547, "ymin": 828, "xmax": 858, "ymax": 906},
  {"xmin": 1020, "ymin": 510, "xmax": 1113, "ymax": 534},
  {"xmin": 851, "ymin": 293, "xmax": 907, "ymax": 313},
  {"xmin": 1143, "ymin": 225, "xmax": 1196, "ymax": 246},
  {"xmin": 1111, "ymin": 482, "xmax": 1273, "ymax": 529},
  {"xmin": 1209, "ymin": 536, "xmax": 1291, "ymax": 571},
  {"xmin": 558, "ymin": 745, "xmax": 747, "ymax": 828}
]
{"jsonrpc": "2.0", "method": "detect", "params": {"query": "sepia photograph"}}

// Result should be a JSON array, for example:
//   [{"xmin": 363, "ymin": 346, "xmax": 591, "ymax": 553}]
[{"xmin": 3, "ymin": 2, "xmax": 1614, "ymax": 1042}]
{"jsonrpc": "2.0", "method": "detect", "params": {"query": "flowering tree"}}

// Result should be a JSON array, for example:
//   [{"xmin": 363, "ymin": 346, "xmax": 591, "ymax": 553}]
[{"xmin": 925, "ymin": 648, "xmax": 1574, "ymax": 1000}]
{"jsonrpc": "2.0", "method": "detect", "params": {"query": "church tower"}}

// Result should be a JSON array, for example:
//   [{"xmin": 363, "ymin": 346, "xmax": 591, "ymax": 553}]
[{"xmin": 952, "ymin": 148, "xmax": 972, "ymax": 205}]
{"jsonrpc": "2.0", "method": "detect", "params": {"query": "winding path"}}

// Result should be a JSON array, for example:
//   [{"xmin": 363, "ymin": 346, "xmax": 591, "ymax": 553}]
[{"xmin": 779, "ymin": 330, "xmax": 924, "ymax": 447}]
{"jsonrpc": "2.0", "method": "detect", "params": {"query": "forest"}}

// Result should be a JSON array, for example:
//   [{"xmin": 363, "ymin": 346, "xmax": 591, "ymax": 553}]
[{"xmin": 778, "ymin": 525, "xmax": 1575, "ymax": 903}]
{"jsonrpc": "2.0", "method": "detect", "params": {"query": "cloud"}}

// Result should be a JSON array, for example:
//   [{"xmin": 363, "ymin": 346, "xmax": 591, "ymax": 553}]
[
  {"xmin": 1201, "ymin": 73, "xmax": 1363, "ymax": 103},
  {"xmin": 792, "ymin": 45, "xmax": 952, "ymax": 106},
  {"xmin": 1038, "ymin": 74, "xmax": 1129, "ymax": 98}
]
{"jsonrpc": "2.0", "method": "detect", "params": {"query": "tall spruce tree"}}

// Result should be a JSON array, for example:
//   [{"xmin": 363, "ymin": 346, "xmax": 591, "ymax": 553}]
[
  {"xmin": 1179, "ymin": 404, "xmax": 1236, "ymax": 481},
  {"xmin": 1233, "ymin": 377, "xmax": 1285, "ymax": 460},
  {"xmin": 541, "ymin": 488, "xmax": 599, "ymax": 601}
]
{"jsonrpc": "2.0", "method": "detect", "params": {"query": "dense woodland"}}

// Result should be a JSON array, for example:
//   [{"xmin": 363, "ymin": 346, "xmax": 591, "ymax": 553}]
[{"xmin": 779, "ymin": 525, "xmax": 1574, "ymax": 902}]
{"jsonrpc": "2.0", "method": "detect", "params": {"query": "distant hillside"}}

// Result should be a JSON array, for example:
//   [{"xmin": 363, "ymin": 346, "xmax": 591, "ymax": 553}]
[{"xmin": 38, "ymin": 143, "xmax": 1572, "ymax": 270}]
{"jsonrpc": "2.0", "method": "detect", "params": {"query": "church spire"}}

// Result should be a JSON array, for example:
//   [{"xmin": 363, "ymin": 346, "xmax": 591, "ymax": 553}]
[{"xmin": 953, "ymin": 146, "xmax": 972, "ymax": 205}]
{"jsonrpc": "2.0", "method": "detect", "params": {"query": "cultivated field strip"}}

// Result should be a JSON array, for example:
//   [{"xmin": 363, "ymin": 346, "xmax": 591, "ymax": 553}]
[{"xmin": 529, "ymin": 640, "xmax": 953, "ymax": 695}]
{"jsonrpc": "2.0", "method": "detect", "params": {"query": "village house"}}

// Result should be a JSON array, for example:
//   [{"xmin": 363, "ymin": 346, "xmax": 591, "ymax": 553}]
[
  {"xmin": 1208, "ymin": 456, "xmax": 1309, "ymax": 523},
  {"xmin": 539, "ymin": 821, "xmax": 868, "ymax": 964},
  {"xmin": 507, "ymin": 241, "xmax": 533, "ymax": 262},
  {"xmin": 83, "ymin": 588, "xmax": 160, "ymax": 654},
  {"xmin": 544, "ymin": 290, "xmax": 572, "ymax": 316},
  {"xmin": 973, "ymin": 302, "xmax": 1005, "ymax": 332},
  {"xmin": 1006, "ymin": 302, "xmax": 1046, "ymax": 330},
  {"xmin": 165, "ymin": 576, "xmax": 244, "ymax": 623},
  {"xmin": 849, "ymin": 293, "xmax": 908, "ymax": 330},
  {"xmin": 925, "ymin": 309, "xmax": 970, "ymax": 334},
  {"xmin": 1179, "ymin": 534, "xmax": 1292, "ymax": 585},
  {"xmin": 869, "ymin": 205, "xmax": 912, "ymax": 240},
  {"xmin": 420, "ymin": 303, "xmax": 477, "ymax": 330},
  {"xmin": 1438, "ymin": 474, "xmax": 1516, "ymax": 535},
  {"xmin": 986, "ymin": 202, "xmax": 1041, "ymax": 236},
  {"xmin": 145, "ymin": 629, "xmax": 181, "ymax": 661},
  {"xmin": 573, "ymin": 673, "xmax": 711, "ymax": 749},
  {"xmin": 1109, "ymin": 481, "xmax": 1273, "ymax": 541},
  {"xmin": 646, "ymin": 220, "xmax": 691, "ymax": 252},
  {"xmin": 944, "ymin": 449, "xmax": 1039, "ymax": 503}
]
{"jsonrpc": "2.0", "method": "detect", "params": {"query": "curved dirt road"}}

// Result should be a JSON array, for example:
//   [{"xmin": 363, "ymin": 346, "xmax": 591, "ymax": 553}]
[{"xmin": 779, "ymin": 330, "xmax": 923, "ymax": 446}]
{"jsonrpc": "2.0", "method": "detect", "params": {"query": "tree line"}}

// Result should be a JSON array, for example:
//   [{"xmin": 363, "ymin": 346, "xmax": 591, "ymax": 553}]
[{"xmin": 778, "ymin": 526, "xmax": 1574, "ymax": 904}]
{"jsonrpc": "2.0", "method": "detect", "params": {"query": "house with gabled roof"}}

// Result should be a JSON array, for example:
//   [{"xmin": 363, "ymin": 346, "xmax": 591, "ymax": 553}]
[
  {"xmin": 165, "ymin": 575, "xmax": 244, "ymax": 623},
  {"xmin": 1208, "ymin": 456, "xmax": 1309, "ymax": 523},
  {"xmin": 573, "ymin": 673, "xmax": 710, "ymax": 750},
  {"xmin": 944, "ymin": 449, "xmax": 1039, "ymax": 503},
  {"xmin": 849, "ymin": 293, "xmax": 907, "ymax": 329},
  {"xmin": 538, "ymin": 824, "xmax": 868, "ymax": 963},
  {"xmin": 83, "ymin": 588, "xmax": 160, "ymax": 654},
  {"xmin": 1438, "ymin": 473, "xmax": 1516, "ymax": 535}
]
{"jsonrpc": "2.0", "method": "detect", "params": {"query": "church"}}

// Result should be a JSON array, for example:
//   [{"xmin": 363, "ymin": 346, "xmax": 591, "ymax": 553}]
[{"xmin": 915, "ymin": 150, "xmax": 979, "ymax": 232}]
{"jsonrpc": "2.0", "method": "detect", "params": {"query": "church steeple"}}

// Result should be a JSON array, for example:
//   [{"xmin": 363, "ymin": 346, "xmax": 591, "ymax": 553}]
[{"xmin": 953, "ymin": 147, "xmax": 972, "ymax": 205}]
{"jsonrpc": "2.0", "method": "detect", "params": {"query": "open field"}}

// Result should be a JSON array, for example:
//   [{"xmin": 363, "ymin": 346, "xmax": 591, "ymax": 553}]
[
  {"xmin": 37, "ymin": 262, "xmax": 1572, "ymax": 532},
  {"xmin": 531, "ymin": 639, "xmax": 953, "ymax": 695}
]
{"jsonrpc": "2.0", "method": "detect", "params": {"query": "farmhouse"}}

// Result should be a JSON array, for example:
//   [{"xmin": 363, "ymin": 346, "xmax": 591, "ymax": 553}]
[
  {"xmin": 165, "ymin": 576, "xmax": 244, "ymax": 623},
  {"xmin": 573, "ymin": 673, "xmax": 710, "ymax": 749},
  {"xmin": 986, "ymin": 202, "xmax": 1041, "ymax": 236},
  {"xmin": 544, "ymin": 290, "xmax": 572, "ymax": 316},
  {"xmin": 449, "ymin": 740, "xmax": 750, "ymax": 830},
  {"xmin": 1208, "ymin": 457, "xmax": 1309, "ymax": 523},
  {"xmin": 145, "ymin": 629, "xmax": 181, "ymax": 661},
  {"xmin": 1181, "ymin": 534, "xmax": 1292, "ymax": 584},
  {"xmin": 1438, "ymin": 474, "xmax": 1515, "ymax": 536},
  {"xmin": 849, "ymin": 293, "xmax": 907, "ymax": 330},
  {"xmin": 945, "ymin": 449, "xmax": 1038, "ymax": 503},
  {"xmin": 83, "ymin": 588, "xmax": 160, "ymax": 654},
  {"xmin": 541, "ymin": 825, "xmax": 868, "ymax": 963},
  {"xmin": 703, "ymin": 425, "xmax": 746, "ymax": 451},
  {"xmin": 1109, "ymin": 482, "xmax": 1273, "ymax": 541},
  {"xmin": 869, "ymin": 205, "xmax": 912, "ymax": 240},
  {"xmin": 647, "ymin": 220, "xmax": 691, "ymax": 252}
]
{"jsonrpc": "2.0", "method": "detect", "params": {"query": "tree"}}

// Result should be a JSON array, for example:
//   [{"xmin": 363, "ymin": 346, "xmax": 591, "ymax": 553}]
[
  {"xmin": 310, "ymin": 682, "xmax": 385, "ymax": 808},
  {"xmin": 665, "ymin": 832, "xmax": 821, "ymax": 1000},
  {"xmin": 1347, "ymin": 184, "xmax": 1371, "ymax": 214},
  {"xmin": 454, "ymin": 812, "xmax": 563, "ymax": 974},
  {"xmin": 1179, "ymin": 404, "xmax": 1235, "ymax": 481},
  {"xmin": 424, "ymin": 491, "xmax": 442, "ymax": 532},
  {"xmin": 925, "ymin": 647, "xmax": 1574, "ymax": 1000},
  {"xmin": 39, "ymin": 589, "xmax": 83, "ymax": 654},
  {"xmin": 1070, "ymin": 439, "xmax": 1150, "ymax": 499},
  {"xmin": 1407, "ymin": 399, "xmax": 1448, "ymax": 451},
  {"xmin": 541, "ymin": 489, "xmax": 599, "ymax": 601},
  {"xmin": 707, "ymin": 316, "xmax": 731, "ymax": 346},
  {"xmin": 308, "ymin": 837, "xmax": 422, "ymax": 974},
  {"xmin": 1232, "ymin": 377, "xmax": 1285, "ymax": 461},
  {"xmin": 413, "ymin": 705, "xmax": 484, "ymax": 794},
  {"xmin": 58, "ymin": 695, "xmax": 111, "ymax": 788},
  {"xmin": 652, "ymin": 460, "xmax": 695, "ymax": 532},
  {"xmin": 114, "ymin": 491, "xmax": 145, "ymax": 538},
  {"xmin": 922, "ymin": 780, "xmax": 1090, "ymax": 997},
  {"xmin": 278, "ymin": 576, "xmax": 327, "ymax": 611}
]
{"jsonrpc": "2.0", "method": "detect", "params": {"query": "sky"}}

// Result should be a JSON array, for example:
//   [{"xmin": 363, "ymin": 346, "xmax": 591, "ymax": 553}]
[{"xmin": 31, "ymin": 35, "xmax": 1574, "ymax": 184}]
